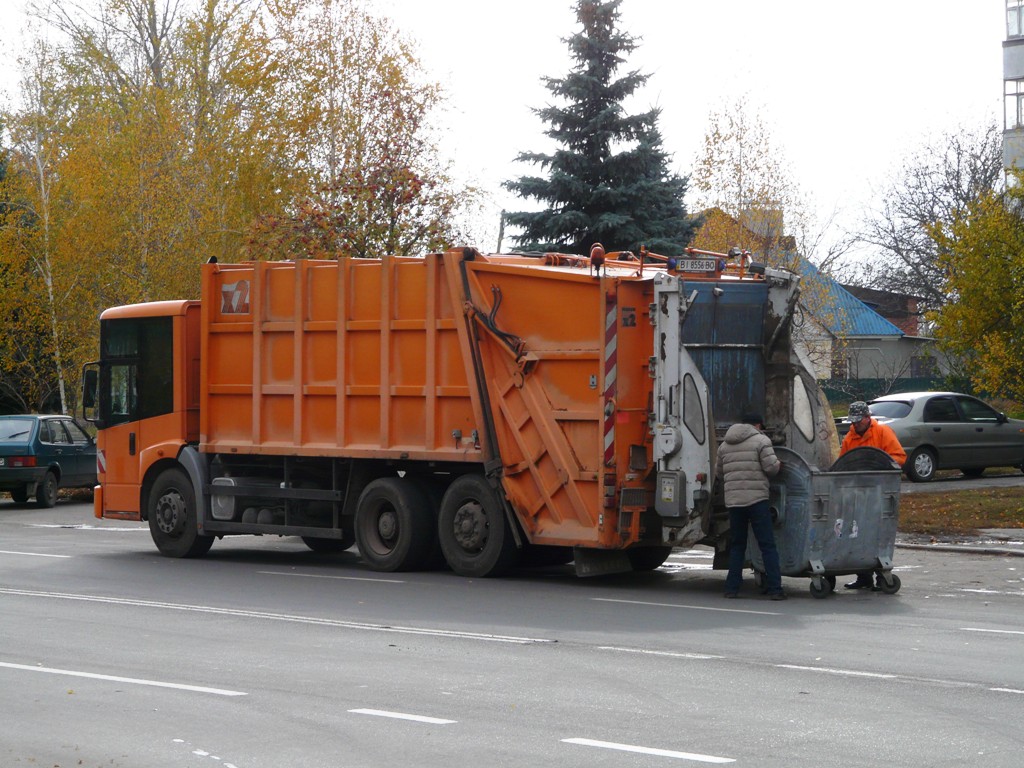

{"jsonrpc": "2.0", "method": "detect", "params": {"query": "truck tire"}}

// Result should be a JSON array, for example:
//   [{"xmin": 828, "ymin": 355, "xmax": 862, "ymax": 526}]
[
  {"xmin": 35, "ymin": 471, "xmax": 58, "ymax": 508},
  {"xmin": 11, "ymin": 488, "xmax": 29, "ymax": 504},
  {"xmin": 627, "ymin": 546, "xmax": 672, "ymax": 571},
  {"xmin": 354, "ymin": 478, "xmax": 434, "ymax": 572},
  {"xmin": 438, "ymin": 474, "xmax": 518, "ymax": 577},
  {"xmin": 407, "ymin": 478, "xmax": 449, "ymax": 570},
  {"xmin": 149, "ymin": 468, "xmax": 214, "ymax": 558},
  {"xmin": 301, "ymin": 531, "xmax": 355, "ymax": 554}
]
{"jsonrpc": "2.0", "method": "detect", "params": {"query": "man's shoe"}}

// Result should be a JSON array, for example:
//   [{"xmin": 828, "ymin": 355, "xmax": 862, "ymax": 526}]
[
  {"xmin": 769, "ymin": 592, "xmax": 787, "ymax": 601},
  {"xmin": 844, "ymin": 578, "xmax": 874, "ymax": 590}
]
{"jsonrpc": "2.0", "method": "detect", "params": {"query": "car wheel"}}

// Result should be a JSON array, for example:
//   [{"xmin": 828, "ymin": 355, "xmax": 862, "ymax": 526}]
[
  {"xmin": 906, "ymin": 447, "xmax": 937, "ymax": 483},
  {"xmin": 11, "ymin": 488, "xmax": 29, "ymax": 504},
  {"xmin": 34, "ymin": 471, "xmax": 58, "ymax": 508},
  {"xmin": 148, "ymin": 468, "xmax": 214, "ymax": 558}
]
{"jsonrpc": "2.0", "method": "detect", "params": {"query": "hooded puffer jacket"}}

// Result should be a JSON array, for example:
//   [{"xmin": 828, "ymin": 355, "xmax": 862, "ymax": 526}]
[{"xmin": 715, "ymin": 423, "xmax": 782, "ymax": 508}]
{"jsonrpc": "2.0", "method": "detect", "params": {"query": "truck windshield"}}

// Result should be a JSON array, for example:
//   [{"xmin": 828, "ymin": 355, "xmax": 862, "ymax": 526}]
[{"xmin": 100, "ymin": 316, "xmax": 174, "ymax": 426}]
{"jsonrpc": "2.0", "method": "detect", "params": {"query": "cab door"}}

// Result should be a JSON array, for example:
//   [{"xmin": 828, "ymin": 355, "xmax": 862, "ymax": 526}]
[{"xmin": 98, "ymin": 362, "xmax": 141, "ymax": 513}]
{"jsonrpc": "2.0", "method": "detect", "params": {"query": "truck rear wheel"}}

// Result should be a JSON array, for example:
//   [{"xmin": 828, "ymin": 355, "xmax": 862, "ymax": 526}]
[
  {"xmin": 627, "ymin": 546, "xmax": 672, "ymax": 571},
  {"xmin": 354, "ymin": 478, "xmax": 434, "ymax": 572},
  {"xmin": 438, "ymin": 474, "xmax": 518, "ymax": 577},
  {"xmin": 149, "ymin": 468, "xmax": 214, "ymax": 558}
]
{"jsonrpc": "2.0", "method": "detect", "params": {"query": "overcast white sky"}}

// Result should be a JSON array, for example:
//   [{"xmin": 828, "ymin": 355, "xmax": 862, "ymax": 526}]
[
  {"xmin": 378, "ymin": 0, "xmax": 1004, "ymax": 250},
  {"xmin": 0, "ymin": 1, "xmax": 1006, "ymax": 254}
]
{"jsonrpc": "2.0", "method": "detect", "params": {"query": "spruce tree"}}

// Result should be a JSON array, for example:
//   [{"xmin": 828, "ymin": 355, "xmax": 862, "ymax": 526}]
[{"xmin": 503, "ymin": 0, "xmax": 695, "ymax": 256}]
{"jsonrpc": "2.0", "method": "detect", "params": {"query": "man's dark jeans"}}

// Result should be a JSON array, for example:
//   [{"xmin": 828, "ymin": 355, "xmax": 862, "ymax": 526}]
[{"xmin": 725, "ymin": 499, "xmax": 783, "ymax": 595}]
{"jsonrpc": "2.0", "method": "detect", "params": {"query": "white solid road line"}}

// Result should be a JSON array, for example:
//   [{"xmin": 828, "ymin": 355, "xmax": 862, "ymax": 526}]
[
  {"xmin": 0, "ymin": 661, "xmax": 246, "ymax": 696},
  {"xmin": 0, "ymin": 550, "xmax": 71, "ymax": 558},
  {"xmin": 961, "ymin": 627, "xmax": 1024, "ymax": 635},
  {"xmin": 0, "ymin": 587, "xmax": 552, "ymax": 644},
  {"xmin": 258, "ymin": 570, "xmax": 405, "ymax": 584},
  {"xmin": 563, "ymin": 738, "xmax": 734, "ymax": 763},
  {"xmin": 592, "ymin": 597, "xmax": 782, "ymax": 616},
  {"xmin": 348, "ymin": 708, "xmax": 456, "ymax": 724},
  {"xmin": 777, "ymin": 664, "xmax": 896, "ymax": 679},
  {"xmin": 600, "ymin": 646, "xmax": 723, "ymax": 660}
]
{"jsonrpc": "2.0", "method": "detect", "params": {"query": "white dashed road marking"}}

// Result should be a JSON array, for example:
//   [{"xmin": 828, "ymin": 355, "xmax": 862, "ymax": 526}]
[
  {"xmin": 563, "ymin": 738, "xmax": 734, "ymax": 763},
  {"xmin": 0, "ymin": 550, "xmax": 71, "ymax": 558},
  {"xmin": 349, "ymin": 708, "xmax": 456, "ymax": 724},
  {"xmin": 0, "ymin": 661, "xmax": 246, "ymax": 696}
]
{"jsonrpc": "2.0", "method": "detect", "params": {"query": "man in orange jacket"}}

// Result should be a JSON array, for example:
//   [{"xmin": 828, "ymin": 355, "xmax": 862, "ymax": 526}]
[{"xmin": 840, "ymin": 401, "xmax": 907, "ymax": 589}]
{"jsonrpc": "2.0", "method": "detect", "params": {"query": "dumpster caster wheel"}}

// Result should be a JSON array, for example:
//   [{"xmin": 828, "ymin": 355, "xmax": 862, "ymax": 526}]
[
  {"xmin": 824, "ymin": 575, "xmax": 836, "ymax": 593},
  {"xmin": 877, "ymin": 573, "xmax": 901, "ymax": 595},
  {"xmin": 809, "ymin": 578, "xmax": 830, "ymax": 599}
]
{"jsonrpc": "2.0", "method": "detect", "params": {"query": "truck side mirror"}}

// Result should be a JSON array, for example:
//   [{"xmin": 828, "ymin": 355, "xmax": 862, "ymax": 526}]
[{"xmin": 82, "ymin": 364, "xmax": 100, "ymax": 424}]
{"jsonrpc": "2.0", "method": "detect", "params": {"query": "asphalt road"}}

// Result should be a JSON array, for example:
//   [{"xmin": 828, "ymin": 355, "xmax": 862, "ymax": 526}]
[{"xmin": 2, "ymin": 500, "xmax": 1023, "ymax": 768}]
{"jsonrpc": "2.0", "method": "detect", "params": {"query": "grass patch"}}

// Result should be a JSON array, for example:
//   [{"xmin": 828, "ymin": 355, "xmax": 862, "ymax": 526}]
[{"xmin": 900, "ymin": 487, "xmax": 1024, "ymax": 535}]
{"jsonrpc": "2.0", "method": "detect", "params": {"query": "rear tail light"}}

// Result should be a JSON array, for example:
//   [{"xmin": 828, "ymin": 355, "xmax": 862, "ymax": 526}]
[{"xmin": 7, "ymin": 456, "xmax": 37, "ymax": 468}]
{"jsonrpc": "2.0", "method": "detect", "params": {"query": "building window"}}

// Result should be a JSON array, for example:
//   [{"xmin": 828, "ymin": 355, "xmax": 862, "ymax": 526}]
[
  {"xmin": 1010, "ymin": 0, "xmax": 1024, "ymax": 38},
  {"xmin": 1006, "ymin": 79, "xmax": 1024, "ymax": 130}
]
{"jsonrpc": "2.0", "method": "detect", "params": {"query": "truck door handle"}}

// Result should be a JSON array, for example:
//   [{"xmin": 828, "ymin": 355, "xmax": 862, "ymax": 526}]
[{"xmin": 129, "ymin": 432, "xmax": 136, "ymax": 456}]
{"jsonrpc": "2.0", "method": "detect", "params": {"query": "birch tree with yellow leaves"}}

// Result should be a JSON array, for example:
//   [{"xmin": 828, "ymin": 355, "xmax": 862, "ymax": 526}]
[{"xmin": 1, "ymin": 0, "xmax": 467, "ymax": 412}]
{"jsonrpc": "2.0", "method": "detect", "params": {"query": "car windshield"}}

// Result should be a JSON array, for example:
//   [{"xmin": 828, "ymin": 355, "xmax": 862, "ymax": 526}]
[
  {"xmin": 868, "ymin": 401, "xmax": 912, "ymax": 419},
  {"xmin": 0, "ymin": 419, "xmax": 34, "ymax": 441}
]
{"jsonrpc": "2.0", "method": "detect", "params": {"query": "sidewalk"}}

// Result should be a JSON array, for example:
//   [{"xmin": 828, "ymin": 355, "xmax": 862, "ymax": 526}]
[{"xmin": 897, "ymin": 529, "xmax": 1024, "ymax": 557}]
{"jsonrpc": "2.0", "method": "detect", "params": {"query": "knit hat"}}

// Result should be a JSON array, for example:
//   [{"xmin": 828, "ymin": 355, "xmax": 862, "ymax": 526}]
[
  {"xmin": 741, "ymin": 412, "xmax": 764, "ymax": 426},
  {"xmin": 848, "ymin": 401, "xmax": 871, "ymax": 421}
]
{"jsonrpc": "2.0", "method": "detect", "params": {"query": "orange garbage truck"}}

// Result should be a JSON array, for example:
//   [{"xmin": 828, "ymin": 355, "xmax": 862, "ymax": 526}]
[{"xmin": 82, "ymin": 246, "xmax": 844, "ymax": 579}]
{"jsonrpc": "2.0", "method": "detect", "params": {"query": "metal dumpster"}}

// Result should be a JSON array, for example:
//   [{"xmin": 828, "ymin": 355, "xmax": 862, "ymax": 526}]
[{"xmin": 747, "ymin": 447, "xmax": 902, "ymax": 598}]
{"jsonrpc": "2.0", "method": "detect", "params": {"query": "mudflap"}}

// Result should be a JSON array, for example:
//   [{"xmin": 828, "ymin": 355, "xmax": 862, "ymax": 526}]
[{"xmin": 573, "ymin": 547, "xmax": 633, "ymax": 577}]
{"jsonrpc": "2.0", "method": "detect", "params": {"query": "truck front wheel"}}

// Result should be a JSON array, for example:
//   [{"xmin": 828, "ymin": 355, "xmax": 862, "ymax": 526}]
[
  {"xmin": 354, "ymin": 478, "xmax": 434, "ymax": 572},
  {"xmin": 438, "ymin": 474, "xmax": 518, "ymax": 577},
  {"xmin": 148, "ymin": 468, "xmax": 214, "ymax": 558}
]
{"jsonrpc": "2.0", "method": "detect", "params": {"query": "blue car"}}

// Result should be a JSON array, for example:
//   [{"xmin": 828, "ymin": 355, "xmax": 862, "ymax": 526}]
[{"xmin": 0, "ymin": 415, "xmax": 97, "ymax": 507}]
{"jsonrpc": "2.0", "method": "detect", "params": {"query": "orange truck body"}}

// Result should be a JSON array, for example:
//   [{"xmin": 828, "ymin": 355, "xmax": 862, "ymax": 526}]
[
  {"xmin": 85, "ymin": 247, "xmax": 843, "ymax": 578},
  {"xmin": 199, "ymin": 251, "xmax": 655, "ymax": 550}
]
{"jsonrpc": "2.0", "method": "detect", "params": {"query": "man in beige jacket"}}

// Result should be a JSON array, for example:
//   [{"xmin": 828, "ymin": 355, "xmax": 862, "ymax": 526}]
[{"xmin": 715, "ymin": 413, "xmax": 785, "ymax": 599}]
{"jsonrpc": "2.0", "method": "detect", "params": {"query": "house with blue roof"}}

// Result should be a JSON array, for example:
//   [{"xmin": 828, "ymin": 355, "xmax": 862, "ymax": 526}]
[
  {"xmin": 791, "ymin": 257, "xmax": 950, "ymax": 395},
  {"xmin": 690, "ymin": 207, "xmax": 949, "ymax": 397}
]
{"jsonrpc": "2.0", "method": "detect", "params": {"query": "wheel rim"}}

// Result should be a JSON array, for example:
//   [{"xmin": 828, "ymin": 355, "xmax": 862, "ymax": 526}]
[
  {"xmin": 451, "ymin": 501, "xmax": 488, "ymax": 553},
  {"xmin": 914, "ymin": 452, "xmax": 934, "ymax": 479},
  {"xmin": 42, "ymin": 476, "xmax": 56, "ymax": 504},
  {"xmin": 375, "ymin": 508, "xmax": 398, "ymax": 548},
  {"xmin": 154, "ymin": 490, "xmax": 186, "ymax": 536}
]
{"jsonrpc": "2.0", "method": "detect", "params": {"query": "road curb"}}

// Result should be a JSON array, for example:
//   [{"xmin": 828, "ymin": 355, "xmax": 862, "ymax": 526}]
[{"xmin": 897, "ymin": 542, "xmax": 1024, "ymax": 558}]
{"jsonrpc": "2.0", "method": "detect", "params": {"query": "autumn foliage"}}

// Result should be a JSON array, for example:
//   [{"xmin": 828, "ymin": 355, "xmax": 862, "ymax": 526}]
[{"xmin": 0, "ymin": 0, "xmax": 469, "ymax": 414}]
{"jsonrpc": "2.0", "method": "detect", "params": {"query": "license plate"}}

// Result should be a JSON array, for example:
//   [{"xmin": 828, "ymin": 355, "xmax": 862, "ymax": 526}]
[{"xmin": 676, "ymin": 258, "xmax": 717, "ymax": 272}]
